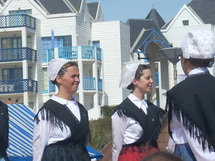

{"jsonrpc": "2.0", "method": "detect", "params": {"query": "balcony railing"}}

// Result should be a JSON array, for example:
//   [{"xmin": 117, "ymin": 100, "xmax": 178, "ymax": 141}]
[
  {"xmin": 83, "ymin": 77, "xmax": 96, "ymax": 90},
  {"xmin": 81, "ymin": 46, "xmax": 102, "ymax": 61},
  {"xmin": 0, "ymin": 47, "xmax": 37, "ymax": 62},
  {"xmin": 0, "ymin": 14, "xmax": 36, "ymax": 29},
  {"xmin": 0, "ymin": 79, "xmax": 37, "ymax": 94},
  {"xmin": 83, "ymin": 77, "xmax": 103, "ymax": 91},
  {"xmin": 58, "ymin": 46, "xmax": 78, "ymax": 59},
  {"xmin": 45, "ymin": 77, "xmax": 103, "ymax": 93},
  {"xmin": 43, "ymin": 46, "xmax": 102, "ymax": 62}
]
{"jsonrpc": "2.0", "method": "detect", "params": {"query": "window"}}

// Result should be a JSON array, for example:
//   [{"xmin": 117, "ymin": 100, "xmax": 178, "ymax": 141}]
[
  {"xmin": 28, "ymin": 68, "xmax": 33, "ymax": 80},
  {"xmin": 42, "ymin": 36, "xmax": 72, "ymax": 62},
  {"xmin": 2, "ymin": 37, "xmax": 21, "ymax": 48},
  {"xmin": 92, "ymin": 41, "xmax": 100, "ymax": 48},
  {"xmin": 2, "ymin": 67, "xmax": 32, "ymax": 80},
  {"xmin": 2, "ymin": 68, "xmax": 22, "ymax": 80},
  {"xmin": 42, "ymin": 36, "xmax": 72, "ymax": 49},
  {"xmin": 1, "ymin": 37, "xmax": 32, "ymax": 48},
  {"xmin": 183, "ymin": 20, "xmax": 189, "ymax": 26},
  {"xmin": 29, "ymin": 102, "xmax": 34, "ymax": 109},
  {"xmin": 9, "ymin": 9, "xmax": 32, "ymax": 15}
]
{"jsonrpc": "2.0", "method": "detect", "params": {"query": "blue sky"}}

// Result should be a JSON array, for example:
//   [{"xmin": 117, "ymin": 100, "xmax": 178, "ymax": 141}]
[{"xmin": 87, "ymin": 0, "xmax": 191, "ymax": 23}]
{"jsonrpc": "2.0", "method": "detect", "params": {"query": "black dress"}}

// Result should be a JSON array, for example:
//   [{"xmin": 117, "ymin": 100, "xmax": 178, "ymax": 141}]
[
  {"xmin": 34, "ymin": 99, "xmax": 91, "ymax": 161},
  {"xmin": 0, "ymin": 101, "xmax": 9, "ymax": 161}
]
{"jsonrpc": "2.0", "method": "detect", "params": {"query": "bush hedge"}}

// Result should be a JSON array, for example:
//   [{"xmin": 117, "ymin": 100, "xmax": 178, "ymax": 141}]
[{"xmin": 88, "ymin": 105, "xmax": 117, "ymax": 151}]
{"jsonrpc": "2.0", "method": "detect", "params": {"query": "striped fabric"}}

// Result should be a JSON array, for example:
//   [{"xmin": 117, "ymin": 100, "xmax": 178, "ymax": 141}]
[{"xmin": 7, "ymin": 103, "xmax": 35, "ymax": 157}]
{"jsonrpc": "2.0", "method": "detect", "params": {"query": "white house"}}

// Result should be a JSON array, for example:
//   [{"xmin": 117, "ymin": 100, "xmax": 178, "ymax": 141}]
[
  {"xmin": 0, "ymin": 0, "xmax": 131, "ymax": 120},
  {"xmin": 159, "ymin": 0, "xmax": 215, "ymax": 106}
]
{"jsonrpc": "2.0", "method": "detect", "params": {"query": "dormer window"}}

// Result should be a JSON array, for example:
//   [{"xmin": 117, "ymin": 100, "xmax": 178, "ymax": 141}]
[{"xmin": 183, "ymin": 20, "xmax": 189, "ymax": 26}]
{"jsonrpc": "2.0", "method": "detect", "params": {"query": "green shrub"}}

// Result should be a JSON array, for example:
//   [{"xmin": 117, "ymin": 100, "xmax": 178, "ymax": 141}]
[
  {"xmin": 88, "ymin": 105, "xmax": 117, "ymax": 150},
  {"xmin": 100, "ymin": 105, "xmax": 117, "ymax": 118},
  {"xmin": 89, "ymin": 117, "xmax": 112, "ymax": 150}
]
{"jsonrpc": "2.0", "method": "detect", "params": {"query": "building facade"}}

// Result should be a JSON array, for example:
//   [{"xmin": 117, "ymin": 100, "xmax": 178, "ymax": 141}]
[{"xmin": 0, "ymin": 0, "xmax": 131, "ymax": 120}]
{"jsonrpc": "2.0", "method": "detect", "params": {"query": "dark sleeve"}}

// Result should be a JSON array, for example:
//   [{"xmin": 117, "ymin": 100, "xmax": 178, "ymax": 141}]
[{"xmin": 0, "ymin": 101, "xmax": 9, "ymax": 150}]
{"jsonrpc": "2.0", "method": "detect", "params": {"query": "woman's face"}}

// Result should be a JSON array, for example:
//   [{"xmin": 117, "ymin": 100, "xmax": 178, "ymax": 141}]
[
  {"xmin": 56, "ymin": 66, "xmax": 80, "ymax": 95},
  {"xmin": 133, "ymin": 69, "xmax": 153, "ymax": 95}
]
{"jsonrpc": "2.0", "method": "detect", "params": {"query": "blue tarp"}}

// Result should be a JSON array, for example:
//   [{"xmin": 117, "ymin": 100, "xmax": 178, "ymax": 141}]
[
  {"xmin": 8, "ymin": 156, "xmax": 32, "ymax": 161},
  {"xmin": 7, "ymin": 104, "xmax": 103, "ymax": 161},
  {"xmin": 86, "ymin": 145, "xmax": 104, "ymax": 160}
]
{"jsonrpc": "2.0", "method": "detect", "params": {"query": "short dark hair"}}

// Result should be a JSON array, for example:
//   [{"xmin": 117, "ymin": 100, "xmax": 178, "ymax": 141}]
[
  {"xmin": 127, "ymin": 64, "xmax": 151, "ymax": 90},
  {"xmin": 188, "ymin": 58, "xmax": 214, "ymax": 67},
  {"xmin": 51, "ymin": 61, "xmax": 78, "ymax": 85}
]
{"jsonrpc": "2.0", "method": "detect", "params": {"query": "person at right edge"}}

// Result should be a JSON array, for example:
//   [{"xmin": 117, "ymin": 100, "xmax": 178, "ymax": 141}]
[
  {"xmin": 166, "ymin": 30, "xmax": 215, "ymax": 161},
  {"xmin": 0, "ymin": 101, "xmax": 9, "ymax": 161}
]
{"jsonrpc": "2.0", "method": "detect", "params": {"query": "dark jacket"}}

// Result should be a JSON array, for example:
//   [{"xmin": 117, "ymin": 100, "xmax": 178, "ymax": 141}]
[
  {"xmin": 0, "ymin": 101, "xmax": 9, "ymax": 160},
  {"xmin": 166, "ymin": 73, "xmax": 215, "ymax": 151}
]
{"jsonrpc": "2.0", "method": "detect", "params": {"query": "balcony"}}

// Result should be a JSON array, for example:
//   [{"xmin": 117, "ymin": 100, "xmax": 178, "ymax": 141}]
[
  {"xmin": 0, "ymin": 14, "xmax": 36, "ymax": 29},
  {"xmin": 58, "ymin": 46, "xmax": 78, "ymax": 59},
  {"xmin": 83, "ymin": 77, "xmax": 103, "ymax": 91},
  {"xmin": 46, "ymin": 77, "xmax": 103, "ymax": 93},
  {"xmin": 59, "ymin": 46, "xmax": 102, "ymax": 61},
  {"xmin": 43, "ymin": 46, "xmax": 102, "ymax": 63},
  {"xmin": 0, "ymin": 79, "xmax": 37, "ymax": 94},
  {"xmin": 0, "ymin": 47, "xmax": 37, "ymax": 62}
]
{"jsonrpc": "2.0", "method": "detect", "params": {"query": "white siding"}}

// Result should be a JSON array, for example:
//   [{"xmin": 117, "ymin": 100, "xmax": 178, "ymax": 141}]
[
  {"xmin": 34, "ymin": 14, "xmax": 43, "ymax": 111},
  {"xmin": 119, "ymin": 22, "xmax": 131, "ymax": 100},
  {"xmin": 92, "ymin": 21, "xmax": 130, "ymax": 106},
  {"xmin": 76, "ymin": 2, "xmax": 91, "ymax": 46}
]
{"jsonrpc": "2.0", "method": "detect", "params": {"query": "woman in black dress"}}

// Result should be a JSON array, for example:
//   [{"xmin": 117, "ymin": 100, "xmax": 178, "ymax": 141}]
[
  {"xmin": 33, "ymin": 58, "xmax": 91, "ymax": 161},
  {"xmin": 112, "ymin": 62, "xmax": 165, "ymax": 161}
]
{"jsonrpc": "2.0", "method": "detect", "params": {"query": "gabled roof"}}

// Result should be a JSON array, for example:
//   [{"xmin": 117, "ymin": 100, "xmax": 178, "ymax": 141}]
[
  {"xmin": 145, "ymin": 8, "xmax": 165, "ymax": 29},
  {"xmin": 87, "ymin": 2, "xmax": 99, "ymax": 20},
  {"xmin": 130, "ymin": 28, "xmax": 170, "ymax": 59},
  {"xmin": 34, "ymin": 0, "xmax": 72, "ymax": 14},
  {"xmin": 188, "ymin": 0, "xmax": 215, "ymax": 25},
  {"xmin": 161, "ymin": 18, "xmax": 173, "ymax": 30},
  {"xmin": 0, "ymin": 0, "xmax": 82, "ymax": 13},
  {"xmin": 162, "ymin": 0, "xmax": 215, "ymax": 29},
  {"xmin": 34, "ymin": 0, "xmax": 82, "ymax": 14},
  {"xmin": 68, "ymin": 0, "xmax": 82, "ymax": 12},
  {"xmin": 126, "ymin": 19, "xmax": 160, "ymax": 47},
  {"xmin": 0, "ymin": 0, "xmax": 6, "ymax": 5}
]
